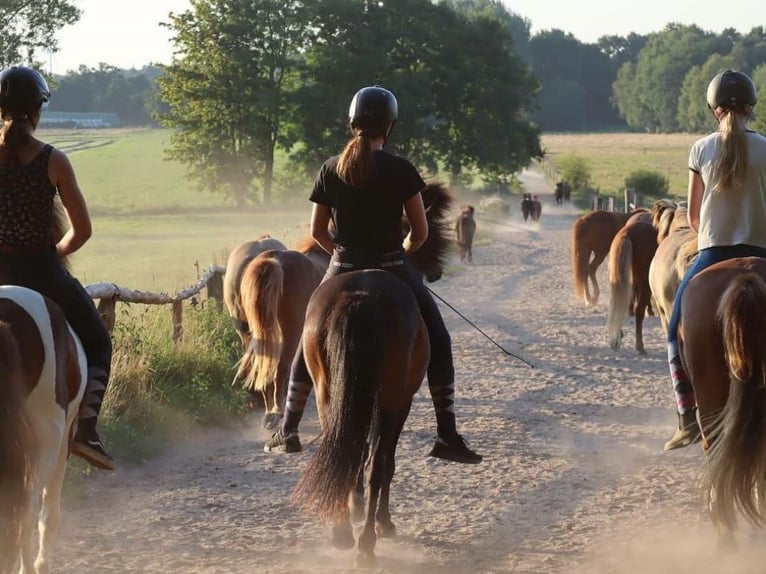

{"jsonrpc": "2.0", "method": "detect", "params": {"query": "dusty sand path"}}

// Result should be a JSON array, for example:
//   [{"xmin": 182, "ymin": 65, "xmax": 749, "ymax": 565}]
[{"xmin": 54, "ymin": 169, "xmax": 766, "ymax": 573}]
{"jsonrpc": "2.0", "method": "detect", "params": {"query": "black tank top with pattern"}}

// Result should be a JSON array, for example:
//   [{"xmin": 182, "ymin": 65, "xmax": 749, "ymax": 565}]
[{"xmin": 0, "ymin": 144, "xmax": 57, "ymax": 247}]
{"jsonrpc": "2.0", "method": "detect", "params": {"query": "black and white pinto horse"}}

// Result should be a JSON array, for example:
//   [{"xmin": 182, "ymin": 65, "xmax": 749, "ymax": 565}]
[{"xmin": 0, "ymin": 285, "xmax": 86, "ymax": 574}]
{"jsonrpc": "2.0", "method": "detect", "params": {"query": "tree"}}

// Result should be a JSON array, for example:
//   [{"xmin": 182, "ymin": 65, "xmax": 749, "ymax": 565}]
[
  {"xmin": 751, "ymin": 64, "xmax": 766, "ymax": 134},
  {"xmin": 624, "ymin": 169, "xmax": 669, "ymax": 198},
  {"xmin": 0, "ymin": 1, "xmax": 81, "ymax": 67},
  {"xmin": 558, "ymin": 154, "xmax": 591, "ymax": 191},
  {"xmin": 157, "ymin": 0, "xmax": 312, "ymax": 205},
  {"xmin": 677, "ymin": 53, "xmax": 740, "ymax": 133}
]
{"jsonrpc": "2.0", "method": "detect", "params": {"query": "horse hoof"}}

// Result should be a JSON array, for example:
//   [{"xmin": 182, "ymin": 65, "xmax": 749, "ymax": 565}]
[
  {"xmin": 376, "ymin": 519, "xmax": 396, "ymax": 538},
  {"xmin": 355, "ymin": 552, "xmax": 377, "ymax": 568},
  {"xmin": 332, "ymin": 524, "xmax": 355, "ymax": 550},
  {"xmin": 262, "ymin": 412, "xmax": 281, "ymax": 429}
]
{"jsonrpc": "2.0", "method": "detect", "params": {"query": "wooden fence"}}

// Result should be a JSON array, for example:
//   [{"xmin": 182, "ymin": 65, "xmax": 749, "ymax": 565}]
[{"xmin": 84, "ymin": 264, "xmax": 226, "ymax": 342}]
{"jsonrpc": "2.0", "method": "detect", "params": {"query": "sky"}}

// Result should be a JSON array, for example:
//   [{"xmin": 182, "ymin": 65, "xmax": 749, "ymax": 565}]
[{"xmin": 51, "ymin": 0, "xmax": 764, "ymax": 74}]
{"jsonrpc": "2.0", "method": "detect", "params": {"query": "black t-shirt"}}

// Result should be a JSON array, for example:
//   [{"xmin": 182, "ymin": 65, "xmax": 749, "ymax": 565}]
[{"xmin": 310, "ymin": 150, "xmax": 425, "ymax": 254}]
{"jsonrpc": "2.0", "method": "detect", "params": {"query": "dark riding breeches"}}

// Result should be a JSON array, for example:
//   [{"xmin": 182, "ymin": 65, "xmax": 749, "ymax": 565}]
[
  {"xmin": 0, "ymin": 248, "xmax": 112, "ymax": 385},
  {"xmin": 289, "ymin": 249, "xmax": 454, "ymax": 386}
]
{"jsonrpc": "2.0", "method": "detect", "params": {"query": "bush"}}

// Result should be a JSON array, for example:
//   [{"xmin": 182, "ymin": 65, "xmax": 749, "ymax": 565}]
[
  {"xmin": 558, "ymin": 154, "xmax": 592, "ymax": 191},
  {"xmin": 624, "ymin": 168, "xmax": 669, "ymax": 198},
  {"xmin": 478, "ymin": 195, "xmax": 510, "ymax": 215}
]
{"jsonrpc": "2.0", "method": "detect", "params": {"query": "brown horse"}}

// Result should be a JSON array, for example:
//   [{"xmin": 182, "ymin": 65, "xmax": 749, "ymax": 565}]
[
  {"xmin": 224, "ymin": 237, "xmax": 323, "ymax": 428},
  {"xmin": 291, "ymin": 181, "xmax": 454, "ymax": 566},
  {"xmin": 0, "ymin": 286, "xmax": 87, "ymax": 574},
  {"xmin": 647, "ymin": 201, "xmax": 698, "ymax": 334},
  {"xmin": 572, "ymin": 208, "xmax": 649, "ymax": 306},
  {"xmin": 679, "ymin": 257, "xmax": 766, "ymax": 535},
  {"xmin": 605, "ymin": 211, "xmax": 658, "ymax": 353},
  {"xmin": 455, "ymin": 204, "xmax": 476, "ymax": 263}
]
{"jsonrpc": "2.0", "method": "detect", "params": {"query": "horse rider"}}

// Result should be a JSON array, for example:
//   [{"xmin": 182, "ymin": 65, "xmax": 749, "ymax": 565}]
[
  {"xmin": 264, "ymin": 85, "xmax": 482, "ymax": 464},
  {"xmin": 663, "ymin": 70, "xmax": 766, "ymax": 451},
  {"xmin": 0, "ymin": 66, "xmax": 114, "ymax": 470}
]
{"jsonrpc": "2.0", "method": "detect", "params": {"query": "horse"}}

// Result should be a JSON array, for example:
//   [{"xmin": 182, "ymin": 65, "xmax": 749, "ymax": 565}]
[
  {"xmin": 224, "ymin": 237, "xmax": 323, "ymax": 429},
  {"xmin": 291, "ymin": 181, "xmax": 453, "ymax": 566},
  {"xmin": 531, "ymin": 196, "xmax": 542, "ymax": 222},
  {"xmin": 520, "ymin": 194, "xmax": 534, "ymax": 222},
  {"xmin": 605, "ymin": 210, "xmax": 658, "ymax": 354},
  {"xmin": 455, "ymin": 204, "xmax": 476, "ymax": 263},
  {"xmin": 647, "ymin": 200, "xmax": 698, "ymax": 334},
  {"xmin": 554, "ymin": 183, "xmax": 563, "ymax": 205},
  {"xmin": 0, "ymin": 285, "xmax": 87, "ymax": 574},
  {"xmin": 572, "ymin": 207, "xmax": 649, "ymax": 306},
  {"xmin": 679, "ymin": 257, "xmax": 766, "ymax": 537}
]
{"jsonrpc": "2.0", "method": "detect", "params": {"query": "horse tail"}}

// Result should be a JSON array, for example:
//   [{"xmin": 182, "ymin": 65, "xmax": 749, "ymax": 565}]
[
  {"xmin": 0, "ymin": 322, "xmax": 36, "ymax": 565},
  {"xmin": 572, "ymin": 218, "xmax": 591, "ymax": 304},
  {"xmin": 606, "ymin": 231, "xmax": 632, "ymax": 350},
  {"xmin": 293, "ymin": 293, "xmax": 381, "ymax": 519},
  {"xmin": 235, "ymin": 254, "xmax": 283, "ymax": 392},
  {"xmin": 704, "ymin": 271, "xmax": 766, "ymax": 530}
]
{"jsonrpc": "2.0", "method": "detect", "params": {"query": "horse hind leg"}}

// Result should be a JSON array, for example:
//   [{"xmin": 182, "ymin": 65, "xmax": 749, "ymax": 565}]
[
  {"xmin": 357, "ymin": 434, "xmax": 385, "ymax": 567},
  {"xmin": 34, "ymin": 435, "xmax": 70, "ymax": 574},
  {"xmin": 375, "ymin": 411, "xmax": 408, "ymax": 539}
]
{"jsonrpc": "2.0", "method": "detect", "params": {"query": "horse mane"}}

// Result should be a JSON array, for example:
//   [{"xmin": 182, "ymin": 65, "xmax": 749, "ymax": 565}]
[
  {"xmin": 650, "ymin": 199, "xmax": 681, "ymax": 244},
  {"xmin": 407, "ymin": 181, "xmax": 454, "ymax": 280}
]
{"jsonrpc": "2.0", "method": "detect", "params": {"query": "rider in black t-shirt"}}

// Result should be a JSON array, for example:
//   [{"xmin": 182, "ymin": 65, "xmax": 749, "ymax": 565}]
[{"xmin": 264, "ymin": 85, "xmax": 482, "ymax": 464}]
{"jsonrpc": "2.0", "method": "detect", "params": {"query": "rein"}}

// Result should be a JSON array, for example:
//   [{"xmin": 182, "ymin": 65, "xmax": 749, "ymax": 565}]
[{"xmin": 427, "ymin": 286, "xmax": 535, "ymax": 368}]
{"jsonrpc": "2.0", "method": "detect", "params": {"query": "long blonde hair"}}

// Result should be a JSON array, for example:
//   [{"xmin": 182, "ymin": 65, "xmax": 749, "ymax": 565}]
[
  {"xmin": 712, "ymin": 108, "xmax": 751, "ymax": 193},
  {"xmin": 336, "ymin": 130, "xmax": 377, "ymax": 188}
]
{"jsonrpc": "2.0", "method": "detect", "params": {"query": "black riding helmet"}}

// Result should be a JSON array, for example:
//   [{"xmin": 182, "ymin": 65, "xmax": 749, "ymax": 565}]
[
  {"xmin": 0, "ymin": 66, "xmax": 51, "ymax": 116},
  {"xmin": 706, "ymin": 70, "xmax": 757, "ymax": 111},
  {"xmin": 348, "ymin": 85, "xmax": 398, "ymax": 137}
]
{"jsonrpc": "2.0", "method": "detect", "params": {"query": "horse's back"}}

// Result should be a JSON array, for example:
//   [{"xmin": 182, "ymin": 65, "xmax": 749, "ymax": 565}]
[{"xmin": 223, "ymin": 236, "xmax": 287, "ymax": 314}]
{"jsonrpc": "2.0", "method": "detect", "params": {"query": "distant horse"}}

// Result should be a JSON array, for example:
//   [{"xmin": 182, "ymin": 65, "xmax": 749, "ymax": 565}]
[
  {"xmin": 531, "ymin": 196, "xmax": 542, "ymax": 222},
  {"xmin": 521, "ymin": 194, "xmax": 534, "ymax": 222},
  {"xmin": 562, "ymin": 181, "xmax": 571, "ymax": 202},
  {"xmin": 455, "ymin": 204, "xmax": 476, "ymax": 263},
  {"xmin": 224, "ymin": 236, "xmax": 323, "ymax": 428},
  {"xmin": 647, "ymin": 200, "xmax": 698, "ymax": 334},
  {"xmin": 554, "ymin": 183, "xmax": 563, "ymax": 204},
  {"xmin": 572, "ymin": 208, "xmax": 649, "ymax": 306},
  {"xmin": 0, "ymin": 286, "xmax": 87, "ymax": 574},
  {"xmin": 679, "ymin": 257, "xmax": 766, "ymax": 536},
  {"xmin": 291, "ymin": 181, "xmax": 453, "ymax": 566},
  {"xmin": 606, "ymin": 211, "xmax": 658, "ymax": 353}
]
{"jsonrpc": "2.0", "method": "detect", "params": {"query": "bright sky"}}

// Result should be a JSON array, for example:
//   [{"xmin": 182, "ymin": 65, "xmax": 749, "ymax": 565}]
[{"xmin": 52, "ymin": 0, "xmax": 764, "ymax": 74}]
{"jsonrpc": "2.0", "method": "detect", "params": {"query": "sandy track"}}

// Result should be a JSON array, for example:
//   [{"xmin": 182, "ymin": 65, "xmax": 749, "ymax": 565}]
[{"xmin": 53, "ymin": 169, "xmax": 766, "ymax": 573}]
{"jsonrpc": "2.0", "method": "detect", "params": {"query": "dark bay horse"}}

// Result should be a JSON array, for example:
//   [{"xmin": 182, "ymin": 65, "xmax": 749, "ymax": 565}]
[
  {"xmin": 0, "ymin": 286, "xmax": 87, "ymax": 574},
  {"xmin": 520, "ymin": 193, "xmax": 534, "ymax": 222},
  {"xmin": 680, "ymin": 257, "xmax": 766, "ymax": 535},
  {"xmin": 291, "ymin": 181, "xmax": 454, "ymax": 565},
  {"xmin": 572, "ymin": 208, "xmax": 649, "ymax": 306},
  {"xmin": 224, "ymin": 237, "xmax": 322, "ymax": 428},
  {"xmin": 455, "ymin": 204, "xmax": 476, "ymax": 263}
]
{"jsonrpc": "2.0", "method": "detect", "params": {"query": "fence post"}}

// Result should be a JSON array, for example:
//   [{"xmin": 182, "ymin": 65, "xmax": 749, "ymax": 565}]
[
  {"xmin": 97, "ymin": 297, "xmax": 117, "ymax": 333},
  {"xmin": 172, "ymin": 300, "xmax": 183, "ymax": 343}
]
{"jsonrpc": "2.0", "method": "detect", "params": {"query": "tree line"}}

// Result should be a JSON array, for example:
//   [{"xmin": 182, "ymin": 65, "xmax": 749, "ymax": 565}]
[{"xmin": 4, "ymin": 1, "xmax": 766, "ymax": 204}]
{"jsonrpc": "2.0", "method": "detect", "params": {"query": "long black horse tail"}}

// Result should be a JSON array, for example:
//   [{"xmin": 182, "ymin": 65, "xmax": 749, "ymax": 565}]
[{"xmin": 292, "ymin": 292, "xmax": 382, "ymax": 519}]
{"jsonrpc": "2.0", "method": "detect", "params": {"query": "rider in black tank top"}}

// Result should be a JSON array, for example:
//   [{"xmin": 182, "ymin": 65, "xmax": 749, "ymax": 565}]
[
  {"xmin": 265, "ymin": 85, "xmax": 482, "ymax": 464},
  {"xmin": 0, "ymin": 66, "xmax": 114, "ymax": 471}
]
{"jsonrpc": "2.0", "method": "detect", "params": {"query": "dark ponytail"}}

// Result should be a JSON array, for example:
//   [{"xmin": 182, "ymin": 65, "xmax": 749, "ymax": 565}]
[{"xmin": 336, "ymin": 130, "xmax": 377, "ymax": 188}]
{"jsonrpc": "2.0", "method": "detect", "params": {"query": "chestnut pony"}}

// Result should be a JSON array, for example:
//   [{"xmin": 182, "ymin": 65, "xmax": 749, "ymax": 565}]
[
  {"xmin": 605, "ymin": 210, "xmax": 658, "ymax": 354},
  {"xmin": 572, "ymin": 208, "xmax": 649, "ymax": 306},
  {"xmin": 455, "ymin": 204, "xmax": 476, "ymax": 263},
  {"xmin": 0, "ymin": 286, "xmax": 86, "ymax": 574},
  {"xmin": 292, "ymin": 182, "xmax": 453, "ymax": 566},
  {"xmin": 223, "ymin": 236, "xmax": 323, "ymax": 429}
]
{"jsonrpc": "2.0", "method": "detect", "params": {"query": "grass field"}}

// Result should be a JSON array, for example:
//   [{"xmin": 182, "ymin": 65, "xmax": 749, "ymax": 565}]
[{"xmin": 541, "ymin": 132, "xmax": 700, "ymax": 199}]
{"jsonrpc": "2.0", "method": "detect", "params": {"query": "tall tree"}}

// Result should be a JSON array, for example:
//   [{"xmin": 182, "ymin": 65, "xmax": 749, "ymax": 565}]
[
  {"xmin": 751, "ymin": 64, "xmax": 766, "ymax": 134},
  {"xmin": 157, "ymin": 0, "xmax": 311, "ymax": 205},
  {"xmin": 0, "ymin": 0, "xmax": 81, "ymax": 67}
]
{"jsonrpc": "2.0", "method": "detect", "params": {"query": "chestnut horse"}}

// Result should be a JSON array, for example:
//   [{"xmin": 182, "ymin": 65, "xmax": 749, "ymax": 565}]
[
  {"xmin": 0, "ymin": 285, "xmax": 86, "ymax": 574},
  {"xmin": 224, "ymin": 237, "xmax": 323, "ymax": 429},
  {"xmin": 291, "ymin": 181, "xmax": 453, "ymax": 565},
  {"xmin": 455, "ymin": 204, "xmax": 476, "ymax": 263},
  {"xmin": 647, "ymin": 200, "xmax": 698, "ymax": 334},
  {"xmin": 572, "ymin": 208, "xmax": 649, "ymax": 306},
  {"xmin": 680, "ymin": 257, "xmax": 766, "ymax": 535},
  {"xmin": 605, "ymin": 210, "xmax": 658, "ymax": 353}
]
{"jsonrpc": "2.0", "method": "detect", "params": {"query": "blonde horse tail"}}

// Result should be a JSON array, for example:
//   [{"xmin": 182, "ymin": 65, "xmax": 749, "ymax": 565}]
[
  {"xmin": 572, "ymin": 219, "xmax": 590, "ymax": 304},
  {"xmin": 704, "ymin": 272, "xmax": 766, "ymax": 531},
  {"xmin": 236, "ymin": 255, "xmax": 283, "ymax": 392},
  {"xmin": 0, "ymin": 322, "xmax": 36, "ymax": 567},
  {"xmin": 606, "ymin": 232, "xmax": 632, "ymax": 350}
]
